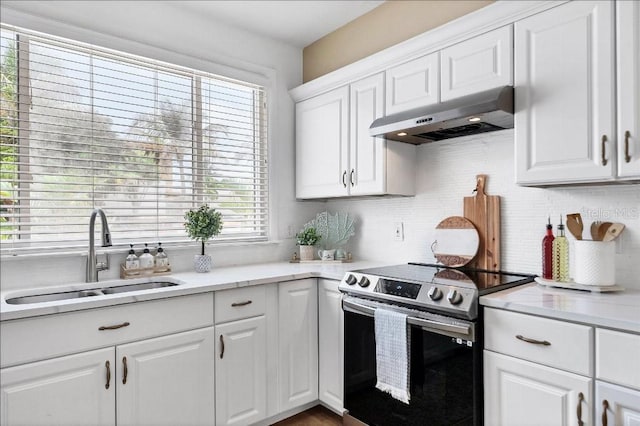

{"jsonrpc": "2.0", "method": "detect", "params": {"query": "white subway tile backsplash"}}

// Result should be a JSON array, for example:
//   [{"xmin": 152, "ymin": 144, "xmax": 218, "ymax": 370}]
[{"xmin": 327, "ymin": 129, "xmax": 640, "ymax": 289}]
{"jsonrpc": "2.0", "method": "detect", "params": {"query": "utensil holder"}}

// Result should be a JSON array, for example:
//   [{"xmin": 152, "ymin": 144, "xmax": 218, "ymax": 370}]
[{"xmin": 574, "ymin": 241, "xmax": 615, "ymax": 285}]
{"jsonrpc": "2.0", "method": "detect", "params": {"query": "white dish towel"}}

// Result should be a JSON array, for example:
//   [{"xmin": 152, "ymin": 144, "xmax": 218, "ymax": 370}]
[{"xmin": 374, "ymin": 308, "xmax": 411, "ymax": 404}]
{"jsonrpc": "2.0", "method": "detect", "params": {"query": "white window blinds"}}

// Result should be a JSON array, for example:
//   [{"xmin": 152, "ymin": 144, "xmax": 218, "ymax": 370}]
[{"xmin": 0, "ymin": 25, "xmax": 269, "ymax": 253}]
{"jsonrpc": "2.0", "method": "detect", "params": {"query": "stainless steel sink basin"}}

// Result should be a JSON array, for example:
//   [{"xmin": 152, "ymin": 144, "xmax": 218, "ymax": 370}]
[
  {"xmin": 5, "ymin": 281, "xmax": 180, "ymax": 305},
  {"xmin": 101, "ymin": 281, "xmax": 178, "ymax": 294},
  {"xmin": 6, "ymin": 289, "xmax": 104, "ymax": 305}
]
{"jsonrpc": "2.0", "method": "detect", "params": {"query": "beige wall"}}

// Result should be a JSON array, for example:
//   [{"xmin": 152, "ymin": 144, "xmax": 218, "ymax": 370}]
[{"xmin": 303, "ymin": 0, "xmax": 494, "ymax": 82}]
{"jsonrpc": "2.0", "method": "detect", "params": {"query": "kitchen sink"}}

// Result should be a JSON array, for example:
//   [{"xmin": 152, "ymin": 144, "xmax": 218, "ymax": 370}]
[
  {"xmin": 101, "ymin": 281, "xmax": 178, "ymax": 294},
  {"xmin": 6, "ymin": 289, "xmax": 104, "ymax": 305},
  {"xmin": 5, "ymin": 281, "xmax": 180, "ymax": 305}
]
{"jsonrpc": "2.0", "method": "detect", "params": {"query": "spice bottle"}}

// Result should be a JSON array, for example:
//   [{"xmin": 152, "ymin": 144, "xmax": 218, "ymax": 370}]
[
  {"xmin": 125, "ymin": 244, "xmax": 140, "ymax": 270},
  {"xmin": 139, "ymin": 243, "xmax": 155, "ymax": 268},
  {"xmin": 552, "ymin": 216, "xmax": 570, "ymax": 282},
  {"xmin": 542, "ymin": 217, "xmax": 554, "ymax": 279}
]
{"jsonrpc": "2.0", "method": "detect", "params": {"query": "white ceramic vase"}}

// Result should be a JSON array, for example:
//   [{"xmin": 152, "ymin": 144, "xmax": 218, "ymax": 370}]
[
  {"xmin": 299, "ymin": 245, "xmax": 314, "ymax": 261},
  {"xmin": 194, "ymin": 254, "xmax": 212, "ymax": 273}
]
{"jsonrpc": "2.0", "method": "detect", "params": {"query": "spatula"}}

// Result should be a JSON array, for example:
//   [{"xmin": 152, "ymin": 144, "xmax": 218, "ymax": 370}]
[
  {"xmin": 566, "ymin": 213, "xmax": 583, "ymax": 240},
  {"xmin": 590, "ymin": 221, "xmax": 601, "ymax": 240},
  {"xmin": 602, "ymin": 223, "xmax": 625, "ymax": 242}
]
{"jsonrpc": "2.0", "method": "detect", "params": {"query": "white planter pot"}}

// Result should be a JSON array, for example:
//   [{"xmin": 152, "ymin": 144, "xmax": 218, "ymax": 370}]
[
  {"xmin": 299, "ymin": 245, "xmax": 315, "ymax": 261},
  {"xmin": 194, "ymin": 254, "xmax": 212, "ymax": 273}
]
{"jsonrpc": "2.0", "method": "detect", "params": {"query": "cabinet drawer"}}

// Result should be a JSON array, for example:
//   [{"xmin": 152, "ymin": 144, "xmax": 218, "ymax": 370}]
[
  {"xmin": 0, "ymin": 293, "xmax": 214, "ymax": 368},
  {"xmin": 596, "ymin": 328, "xmax": 640, "ymax": 390},
  {"xmin": 215, "ymin": 285, "xmax": 266, "ymax": 324},
  {"xmin": 484, "ymin": 308, "xmax": 593, "ymax": 376}
]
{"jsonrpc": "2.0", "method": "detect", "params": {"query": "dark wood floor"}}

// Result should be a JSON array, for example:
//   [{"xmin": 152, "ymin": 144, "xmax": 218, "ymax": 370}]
[{"xmin": 273, "ymin": 405, "xmax": 342, "ymax": 426}]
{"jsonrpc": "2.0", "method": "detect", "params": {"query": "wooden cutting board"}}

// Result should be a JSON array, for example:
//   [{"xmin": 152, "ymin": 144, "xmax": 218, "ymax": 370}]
[{"xmin": 463, "ymin": 174, "xmax": 501, "ymax": 271}]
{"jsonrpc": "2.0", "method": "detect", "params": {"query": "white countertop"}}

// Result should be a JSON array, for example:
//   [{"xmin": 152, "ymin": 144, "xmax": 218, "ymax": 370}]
[
  {"xmin": 481, "ymin": 283, "xmax": 640, "ymax": 333},
  {"xmin": 0, "ymin": 260, "xmax": 390, "ymax": 321}
]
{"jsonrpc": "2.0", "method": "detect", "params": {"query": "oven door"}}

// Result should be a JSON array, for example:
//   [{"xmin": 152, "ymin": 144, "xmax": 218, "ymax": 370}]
[{"xmin": 343, "ymin": 297, "xmax": 482, "ymax": 426}]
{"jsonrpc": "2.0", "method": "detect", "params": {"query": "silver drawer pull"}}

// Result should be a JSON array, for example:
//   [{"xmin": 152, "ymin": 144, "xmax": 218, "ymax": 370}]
[
  {"xmin": 516, "ymin": 334, "xmax": 551, "ymax": 346},
  {"xmin": 99, "ymin": 321, "xmax": 130, "ymax": 331},
  {"xmin": 231, "ymin": 300, "xmax": 252, "ymax": 307}
]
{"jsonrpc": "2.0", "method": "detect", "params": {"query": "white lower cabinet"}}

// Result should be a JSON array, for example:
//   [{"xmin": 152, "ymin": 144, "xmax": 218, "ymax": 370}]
[
  {"xmin": 0, "ymin": 348, "xmax": 115, "ymax": 426},
  {"xmin": 0, "ymin": 293, "xmax": 215, "ymax": 426},
  {"xmin": 484, "ymin": 307, "xmax": 594, "ymax": 426},
  {"xmin": 278, "ymin": 278, "xmax": 318, "ymax": 411},
  {"xmin": 0, "ymin": 327, "xmax": 215, "ymax": 426},
  {"xmin": 116, "ymin": 328, "xmax": 215, "ymax": 426},
  {"xmin": 596, "ymin": 381, "xmax": 640, "ymax": 426},
  {"xmin": 215, "ymin": 316, "xmax": 267, "ymax": 425},
  {"xmin": 484, "ymin": 351, "xmax": 592, "ymax": 426},
  {"xmin": 318, "ymin": 278, "xmax": 343, "ymax": 413}
]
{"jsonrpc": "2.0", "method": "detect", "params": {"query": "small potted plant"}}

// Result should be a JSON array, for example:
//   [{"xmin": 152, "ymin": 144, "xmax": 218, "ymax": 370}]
[
  {"xmin": 184, "ymin": 204, "xmax": 223, "ymax": 272},
  {"xmin": 296, "ymin": 227, "xmax": 321, "ymax": 261}
]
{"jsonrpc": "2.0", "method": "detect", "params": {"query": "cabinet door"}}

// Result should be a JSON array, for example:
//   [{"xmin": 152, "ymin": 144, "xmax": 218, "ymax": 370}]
[
  {"xmin": 215, "ymin": 316, "xmax": 267, "ymax": 426},
  {"xmin": 318, "ymin": 279, "xmax": 344, "ymax": 413},
  {"xmin": 349, "ymin": 72, "xmax": 385, "ymax": 196},
  {"xmin": 441, "ymin": 25, "xmax": 513, "ymax": 101},
  {"xmin": 484, "ymin": 351, "xmax": 592, "ymax": 426},
  {"xmin": 617, "ymin": 0, "xmax": 640, "ymax": 179},
  {"xmin": 385, "ymin": 52, "xmax": 439, "ymax": 115},
  {"xmin": 515, "ymin": 1, "xmax": 615, "ymax": 185},
  {"xmin": 116, "ymin": 328, "xmax": 215, "ymax": 426},
  {"xmin": 596, "ymin": 381, "xmax": 640, "ymax": 426},
  {"xmin": 278, "ymin": 278, "xmax": 318, "ymax": 411},
  {"xmin": 0, "ymin": 348, "xmax": 115, "ymax": 426},
  {"xmin": 295, "ymin": 86, "xmax": 349, "ymax": 198}
]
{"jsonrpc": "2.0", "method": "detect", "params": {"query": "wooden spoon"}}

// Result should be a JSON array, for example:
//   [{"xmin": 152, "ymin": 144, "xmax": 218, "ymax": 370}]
[
  {"xmin": 602, "ymin": 223, "xmax": 625, "ymax": 242},
  {"xmin": 566, "ymin": 213, "xmax": 583, "ymax": 240},
  {"xmin": 590, "ymin": 221, "xmax": 601, "ymax": 240},
  {"xmin": 597, "ymin": 222, "xmax": 613, "ymax": 241}
]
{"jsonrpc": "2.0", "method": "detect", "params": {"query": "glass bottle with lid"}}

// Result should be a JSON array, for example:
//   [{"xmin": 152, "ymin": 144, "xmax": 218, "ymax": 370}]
[
  {"xmin": 139, "ymin": 243, "xmax": 155, "ymax": 268},
  {"xmin": 552, "ymin": 216, "xmax": 570, "ymax": 282},
  {"xmin": 155, "ymin": 242, "xmax": 169, "ymax": 270},
  {"xmin": 125, "ymin": 244, "xmax": 140, "ymax": 270}
]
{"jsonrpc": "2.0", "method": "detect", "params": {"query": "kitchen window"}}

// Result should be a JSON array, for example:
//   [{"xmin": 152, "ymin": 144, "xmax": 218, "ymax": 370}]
[{"xmin": 0, "ymin": 24, "xmax": 268, "ymax": 254}]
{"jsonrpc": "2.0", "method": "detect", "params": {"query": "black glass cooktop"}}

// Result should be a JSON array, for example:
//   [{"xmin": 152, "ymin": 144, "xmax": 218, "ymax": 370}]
[{"xmin": 355, "ymin": 263, "xmax": 535, "ymax": 294}]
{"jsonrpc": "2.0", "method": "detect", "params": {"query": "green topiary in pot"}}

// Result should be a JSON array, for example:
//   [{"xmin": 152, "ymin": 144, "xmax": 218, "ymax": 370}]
[
  {"xmin": 296, "ymin": 227, "xmax": 321, "ymax": 246},
  {"xmin": 296, "ymin": 226, "xmax": 321, "ymax": 261},
  {"xmin": 184, "ymin": 204, "xmax": 223, "ymax": 272}
]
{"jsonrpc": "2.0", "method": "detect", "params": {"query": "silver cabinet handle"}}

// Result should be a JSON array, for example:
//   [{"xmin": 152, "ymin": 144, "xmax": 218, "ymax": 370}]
[
  {"xmin": 231, "ymin": 300, "xmax": 252, "ymax": 307},
  {"xmin": 350, "ymin": 169, "xmax": 355, "ymax": 186},
  {"xmin": 219, "ymin": 335, "xmax": 225, "ymax": 359},
  {"xmin": 342, "ymin": 171, "xmax": 347, "ymax": 188},
  {"xmin": 516, "ymin": 334, "xmax": 551, "ymax": 346},
  {"xmin": 624, "ymin": 130, "xmax": 632, "ymax": 163}
]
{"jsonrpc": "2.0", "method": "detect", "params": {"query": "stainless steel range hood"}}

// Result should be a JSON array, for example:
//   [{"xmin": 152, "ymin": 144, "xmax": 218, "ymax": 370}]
[{"xmin": 370, "ymin": 86, "xmax": 514, "ymax": 144}]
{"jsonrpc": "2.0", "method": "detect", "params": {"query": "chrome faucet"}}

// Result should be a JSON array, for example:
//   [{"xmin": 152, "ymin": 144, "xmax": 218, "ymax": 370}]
[{"xmin": 87, "ymin": 208, "xmax": 112, "ymax": 282}]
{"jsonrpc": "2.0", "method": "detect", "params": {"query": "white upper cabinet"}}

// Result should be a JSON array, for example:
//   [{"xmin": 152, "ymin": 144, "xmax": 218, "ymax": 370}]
[
  {"xmin": 515, "ymin": 1, "xmax": 617, "ymax": 185},
  {"xmin": 296, "ymin": 73, "xmax": 415, "ymax": 199},
  {"xmin": 295, "ymin": 86, "xmax": 349, "ymax": 198},
  {"xmin": 617, "ymin": 0, "xmax": 640, "ymax": 179},
  {"xmin": 385, "ymin": 52, "xmax": 440, "ymax": 115},
  {"xmin": 441, "ymin": 26, "xmax": 513, "ymax": 101}
]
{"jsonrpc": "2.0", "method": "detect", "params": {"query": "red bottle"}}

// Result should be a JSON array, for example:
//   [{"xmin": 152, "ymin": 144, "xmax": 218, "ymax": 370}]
[{"xmin": 542, "ymin": 217, "xmax": 555, "ymax": 279}]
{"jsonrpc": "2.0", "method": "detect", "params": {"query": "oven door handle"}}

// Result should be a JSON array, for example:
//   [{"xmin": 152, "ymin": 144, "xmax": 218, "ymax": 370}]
[{"xmin": 342, "ymin": 298, "xmax": 474, "ymax": 341}]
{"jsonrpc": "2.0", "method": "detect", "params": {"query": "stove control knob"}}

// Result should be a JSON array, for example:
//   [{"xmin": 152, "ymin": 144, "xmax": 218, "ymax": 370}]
[
  {"xmin": 345, "ymin": 274, "xmax": 357, "ymax": 286},
  {"xmin": 358, "ymin": 276, "xmax": 370, "ymax": 288},
  {"xmin": 428, "ymin": 287, "xmax": 443, "ymax": 301},
  {"xmin": 447, "ymin": 289, "xmax": 463, "ymax": 305}
]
